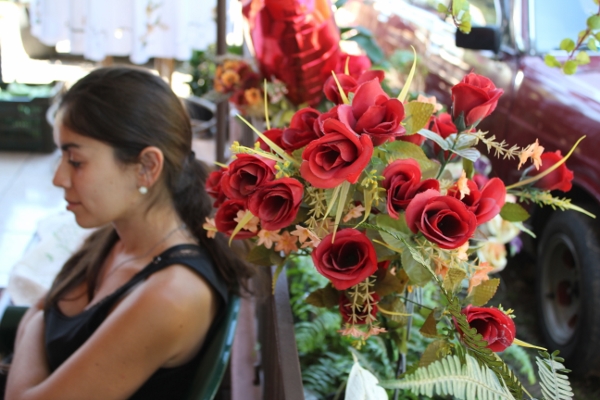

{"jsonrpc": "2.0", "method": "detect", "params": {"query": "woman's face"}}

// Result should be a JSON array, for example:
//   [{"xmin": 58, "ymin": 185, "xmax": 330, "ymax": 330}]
[{"xmin": 52, "ymin": 116, "xmax": 141, "ymax": 228}]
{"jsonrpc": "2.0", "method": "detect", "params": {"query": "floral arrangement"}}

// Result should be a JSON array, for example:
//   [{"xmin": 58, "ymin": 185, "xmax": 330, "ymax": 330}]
[{"xmin": 203, "ymin": 58, "xmax": 587, "ymax": 398}]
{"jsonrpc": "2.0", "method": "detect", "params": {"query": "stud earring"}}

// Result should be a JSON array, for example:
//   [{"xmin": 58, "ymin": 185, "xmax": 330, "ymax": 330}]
[{"xmin": 139, "ymin": 186, "xmax": 148, "ymax": 195}]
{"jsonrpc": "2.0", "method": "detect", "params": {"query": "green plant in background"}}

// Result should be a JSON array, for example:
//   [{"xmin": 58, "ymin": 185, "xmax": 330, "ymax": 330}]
[{"xmin": 288, "ymin": 256, "xmax": 440, "ymax": 400}]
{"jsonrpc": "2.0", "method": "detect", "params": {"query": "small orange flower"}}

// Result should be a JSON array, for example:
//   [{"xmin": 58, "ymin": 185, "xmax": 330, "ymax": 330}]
[
  {"xmin": 244, "ymin": 88, "xmax": 263, "ymax": 106},
  {"xmin": 256, "ymin": 229, "xmax": 281, "ymax": 249},
  {"xmin": 221, "ymin": 70, "xmax": 240, "ymax": 88},
  {"xmin": 456, "ymin": 170, "xmax": 471, "ymax": 200},
  {"xmin": 343, "ymin": 204, "xmax": 366, "ymax": 223},
  {"xmin": 468, "ymin": 262, "xmax": 495, "ymax": 294},
  {"xmin": 417, "ymin": 94, "xmax": 443, "ymax": 112},
  {"xmin": 274, "ymin": 231, "xmax": 299, "ymax": 255},
  {"xmin": 518, "ymin": 139, "xmax": 544, "ymax": 170},
  {"xmin": 202, "ymin": 217, "xmax": 218, "ymax": 239},
  {"xmin": 234, "ymin": 210, "xmax": 260, "ymax": 233}
]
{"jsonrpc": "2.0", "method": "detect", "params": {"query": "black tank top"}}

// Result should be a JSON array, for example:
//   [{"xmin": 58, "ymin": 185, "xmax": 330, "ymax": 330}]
[{"xmin": 44, "ymin": 244, "xmax": 228, "ymax": 400}]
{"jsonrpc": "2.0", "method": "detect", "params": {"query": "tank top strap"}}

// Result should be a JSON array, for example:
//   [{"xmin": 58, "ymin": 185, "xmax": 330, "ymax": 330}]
[{"xmin": 102, "ymin": 244, "xmax": 228, "ymax": 308}]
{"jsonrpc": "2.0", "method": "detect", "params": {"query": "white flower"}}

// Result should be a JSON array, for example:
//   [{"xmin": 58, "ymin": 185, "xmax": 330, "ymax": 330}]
[{"xmin": 477, "ymin": 239, "xmax": 508, "ymax": 273}]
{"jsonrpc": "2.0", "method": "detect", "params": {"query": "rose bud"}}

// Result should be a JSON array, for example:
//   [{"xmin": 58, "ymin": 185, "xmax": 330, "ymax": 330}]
[
  {"xmin": 447, "ymin": 178, "xmax": 506, "ymax": 225},
  {"xmin": 300, "ymin": 119, "xmax": 373, "ymax": 189},
  {"xmin": 256, "ymin": 128, "xmax": 284, "ymax": 152},
  {"xmin": 451, "ymin": 72, "xmax": 503, "ymax": 128},
  {"xmin": 382, "ymin": 159, "xmax": 440, "ymax": 218},
  {"xmin": 220, "ymin": 154, "xmax": 277, "ymax": 199},
  {"xmin": 339, "ymin": 293, "xmax": 380, "ymax": 325},
  {"xmin": 214, "ymin": 199, "xmax": 257, "ymax": 239},
  {"xmin": 248, "ymin": 178, "xmax": 304, "ymax": 231},
  {"xmin": 338, "ymin": 79, "xmax": 406, "ymax": 146},
  {"xmin": 527, "ymin": 150, "xmax": 574, "ymax": 192},
  {"xmin": 205, "ymin": 167, "xmax": 228, "ymax": 207},
  {"xmin": 313, "ymin": 105, "xmax": 340, "ymax": 136},
  {"xmin": 455, "ymin": 305, "xmax": 516, "ymax": 352},
  {"xmin": 281, "ymin": 108, "xmax": 321, "ymax": 151},
  {"xmin": 312, "ymin": 228, "xmax": 378, "ymax": 290},
  {"xmin": 406, "ymin": 189, "xmax": 477, "ymax": 249},
  {"xmin": 429, "ymin": 112, "xmax": 458, "ymax": 158}
]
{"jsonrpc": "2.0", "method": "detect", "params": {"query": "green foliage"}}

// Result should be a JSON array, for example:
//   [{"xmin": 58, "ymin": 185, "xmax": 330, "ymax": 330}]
[
  {"xmin": 500, "ymin": 203, "xmax": 530, "ymax": 222},
  {"xmin": 379, "ymin": 354, "xmax": 515, "ymax": 399},
  {"xmin": 339, "ymin": 26, "xmax": 385, "ymax": 65},
  {"xmin": 186, "ymin": 45, "xmax": 242, "ymax": 97},
  {"xmin": 500, "ymin": 345, "xmax": 536, "ymax": 386},
  {"xmin": 536, "ymin": 351, "xmax": 574, "ymax": 400}
]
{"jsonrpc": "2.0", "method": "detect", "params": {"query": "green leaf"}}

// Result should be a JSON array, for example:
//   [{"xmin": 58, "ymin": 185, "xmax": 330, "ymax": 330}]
[
  {"xmin": 463, "ymin": 158, "xmax": 474, "ymax": 179},
  {"xmin": 500, "ymin": 202, "xmax": 530, "ymax": 222},
  {"xmin": 470, "ymin": 278, "xmax": 500, "ymax": 306},
  {"xmin": 575, "ymin": 50, "xmax": 591, "ymax": 65},
  {"xmin": 381, "ymin": 140, "xmax": 439, "ymax": 177},
  {"xmin": 587, "ymin": 15, "xmax": 600, "ymax": 30},
  {"xmin": 246, "ymin": 244, "xmax": 276, "ymax": 267},
  {"xmin": 544, "ymin": 54, "xmax": 562, "ymax": 68},
  {"xmin": 381, "ymin": 297, "xmax": 409, "ymax": 327},
  {"xmin": 334, "ymin": 0, "xmax": 348, "ymax": 7},
  {"xmin": 400, "ymin": 241, "xmax": 433, "ymax": 286},
  {"xmin": 437, "ymin": 3, "xmax": 448, "ymax": 13},
  {"xmin": 404, "ymin": 101, "xmax": 435, "ymax": 134},
  {"xmin": 305, "ymin": 284, "xmax": 339, "ymax": 308},
  {"xmin": 373, "ymin": 267, "xmax": 408, "ymax": 297},
  {"xmin": 442, "ymin": 268, "xmax": 467, "ymax": 293},
  {"xmin": 458, "ymin": 20, "xmax": 472, "ymax": 34},
  {"xmin": 559, "ymin": 38, "xmax": 576, "ymax": 52},
  {"xmin": 376, "ymin": 211, "xmax": 412, "ymax": 236},
  {"xmin": 346, "ymin": 35, "xmax": 385, "ymax": 65},
  {"xmin": 419, "ymin": 310, "xmax": 440, "ymax": 339},
  {"xmin": 419, "ymin": 340, "xmax": 451, "ymax": 367},
  {"xmin": 398, "ymin": 46, "xmax": 417, "ymax": 103},
  {"xmin": 589, "ymin": 38, "xmax": 598, "ymax": 52},
  {"xmin": 596, "ymin": 32, "xmax": 600, "ymax": 41},
  {"xmin": 563, "ymin": 60, "xmax": 578, "ymax": 75}
]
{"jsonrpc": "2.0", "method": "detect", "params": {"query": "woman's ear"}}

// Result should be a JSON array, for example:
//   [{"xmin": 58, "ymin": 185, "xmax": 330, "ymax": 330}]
[{"xmin": 137, "ymin": 146, "xmax": 164, "ymax": 189}]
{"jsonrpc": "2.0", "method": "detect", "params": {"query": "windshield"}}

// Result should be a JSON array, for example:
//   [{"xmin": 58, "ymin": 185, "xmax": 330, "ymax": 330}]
[{"xmin": 533, "ymin": 0, "xmax": 596, "ymax": 53}]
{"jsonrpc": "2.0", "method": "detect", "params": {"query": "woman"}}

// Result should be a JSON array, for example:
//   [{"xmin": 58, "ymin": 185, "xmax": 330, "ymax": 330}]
[{"xmin": 6, "ymin": 67, "xmax": 252, "ymax": 399}]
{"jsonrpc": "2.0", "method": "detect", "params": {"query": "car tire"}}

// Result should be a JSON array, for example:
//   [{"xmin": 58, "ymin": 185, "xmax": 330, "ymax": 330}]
[{"xmin": 536, "ymin": 208, "xmax": 600, "ymax": 375}]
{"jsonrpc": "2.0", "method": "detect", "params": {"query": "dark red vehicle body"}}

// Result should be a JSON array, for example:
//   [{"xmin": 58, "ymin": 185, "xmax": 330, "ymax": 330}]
[{"xmin": 351, "ymin": 0, "xmax": 600, "ymax": 374}]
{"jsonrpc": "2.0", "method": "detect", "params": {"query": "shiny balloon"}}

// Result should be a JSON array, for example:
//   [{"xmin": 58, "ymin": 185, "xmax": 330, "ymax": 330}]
[{"xmin": 243, "ymin": 0, "xmax": 342, "ymax": 107}]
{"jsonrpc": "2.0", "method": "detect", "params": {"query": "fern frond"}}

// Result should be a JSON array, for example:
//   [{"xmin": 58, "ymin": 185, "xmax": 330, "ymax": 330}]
[
  {"xmin": 447, "ymin": 298, "xmax": 526, "ymax": 399},
  {"xmin": 536, "ymin": 353, "xmax": 574, "ymax": 400},
  {"xmin": 514, "ymin": 190, "xmax": 596, "ymax": 218},
  {"xmin": 470, "ymin": 131, "xmax": 522, "ymax": 160},
  {"xmin": 502, "ymin": 345, "xmax": 536, "ymax": 385},
  {"xmin": 379, "ymin": 354, "xmax": 515, "ymax": 400}
]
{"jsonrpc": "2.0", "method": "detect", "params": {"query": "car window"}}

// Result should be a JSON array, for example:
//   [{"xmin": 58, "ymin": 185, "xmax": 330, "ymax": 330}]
[
  {"xmin": 470, "ymin": 0, "xmax": 501, "ymax": 26},
  {"xmin": 533, "ymin": 0, "xmax": 591, "ymax": 54}
]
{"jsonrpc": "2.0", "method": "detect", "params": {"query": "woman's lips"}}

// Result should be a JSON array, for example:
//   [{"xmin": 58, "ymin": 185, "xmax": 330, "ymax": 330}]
[{"xmin": 65, "ymin": 200, "xmax": 81, "ymax": 211}]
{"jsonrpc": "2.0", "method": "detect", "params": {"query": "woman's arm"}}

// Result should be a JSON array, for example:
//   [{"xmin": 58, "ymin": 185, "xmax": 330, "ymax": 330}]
[
  {"xmin": 14, "ymin": 296, "xmax": 46, "ymax": 348},
  {"xmin": 6, "ymin": 265, "xmax": 217, "ymax": 400}
]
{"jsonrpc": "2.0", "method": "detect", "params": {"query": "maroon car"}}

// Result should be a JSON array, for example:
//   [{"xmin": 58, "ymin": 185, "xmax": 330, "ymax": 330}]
[{"xmin": 357, "ymin": 0, "xmax": 600, "ymax": 374}]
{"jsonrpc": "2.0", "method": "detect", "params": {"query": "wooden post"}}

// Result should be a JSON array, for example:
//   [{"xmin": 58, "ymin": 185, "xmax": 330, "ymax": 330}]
[{"xmin": 216, "ymin": 0, "xmax": 229, "ymax": 164}]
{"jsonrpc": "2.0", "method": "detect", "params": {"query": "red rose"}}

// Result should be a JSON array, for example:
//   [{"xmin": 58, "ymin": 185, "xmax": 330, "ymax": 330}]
[
  {"xmin": 281, "ymin": 108, "xmax": 321, "ymax": 151},
  {"xmin": 214, "ymin": 199, "xmax": 257, "ymax": 239},
  {"xmin": 339, "ymin": 293, "xmax": 380, "ymax": 325},
  {"xmin": 247, "ymin": 178, "xmax": 304, "ymax": 231},
  {"xmin": 314, "ymin": 105, "xmax": 340, "ymax": 135},
  {"xmin": 528, "ymin": 150, "xmax": 574, "ymax": 192},
  {"xmin": 323, "ymin": 73, "xmax": 357, "ymax": 104},
  {"xmin": 451, "ymin": 72, "xmax": 503, "ymax": 128},
  {"xmin": 300, "ymin": 119, "xmax": 373, "ymax": 189},
  {"xmin": 382, "ymin": 159, "xmax": 440, "ymax": 218},
  {"xmin": 220, "ymin": 154, "xmax": 277, "ymax": 200},
  {"xmin": 447, "ymin": 178, "xmax": 506, "ymax": 225},
  {"xmin": 205, "ymin": 167, "xmax": 228, "ymax": 207},
  {"xmin": 398, "ymin": 133, "xmax": 426, "ymax": 146},
  {"xmin": 338, "ymin": 79, "xmax": 406, "ymax": 146},
  {"xmin": 335, "ymin": 53, "xmax": 372, "ymax": 79},
  {"xmin": 455, "ymin": 306, "xmax": 516, "ymax": 352},
  {"xmin": 256, "ymin": 128, "xmax": 284, "ymax": 152},
  {"xmin": 430, "ymin": 113, "xmax": 458, "ymax": 159},
  {"xmin": 312, "ymin": 228, "xmax": 378, "ymax": 290},
  {"xmin": 472, "ymin": 173, "xmax": 490, "ymax": 189},
  {"xmin": 405, "ymin": 189, "xmax": 477, "ymax": 249}
]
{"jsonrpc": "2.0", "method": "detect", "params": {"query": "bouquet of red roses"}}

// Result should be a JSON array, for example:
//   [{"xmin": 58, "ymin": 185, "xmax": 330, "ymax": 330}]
[{"xmin": 204, "ymin": 62, "xmax": 585, "ymax": 398}]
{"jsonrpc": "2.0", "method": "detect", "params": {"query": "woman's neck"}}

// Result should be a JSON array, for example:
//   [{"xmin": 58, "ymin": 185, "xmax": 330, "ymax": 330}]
[{"xmin": 111, "ymin": 204, "xmax": 188, "ymax": 257}]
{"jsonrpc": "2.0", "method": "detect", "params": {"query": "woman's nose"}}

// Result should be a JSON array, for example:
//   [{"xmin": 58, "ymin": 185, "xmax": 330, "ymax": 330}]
[{"xmin": 52, "ymin": 158, "xmax": 70, "ymax": 189}]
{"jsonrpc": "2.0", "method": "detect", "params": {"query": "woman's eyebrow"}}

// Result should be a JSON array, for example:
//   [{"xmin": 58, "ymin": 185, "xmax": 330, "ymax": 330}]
[{"xmin": 60, "ymin": 143, "xmax": 81, "ymax": 151}]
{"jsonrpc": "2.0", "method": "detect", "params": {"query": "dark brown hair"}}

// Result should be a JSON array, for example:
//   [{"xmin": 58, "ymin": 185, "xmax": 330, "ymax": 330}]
[{"xmin": 46, "ymin": 66, "xmax": 253, "ymax": 309}]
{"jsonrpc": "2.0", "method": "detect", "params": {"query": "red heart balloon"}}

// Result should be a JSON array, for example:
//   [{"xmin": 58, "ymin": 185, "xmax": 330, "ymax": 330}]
[{"xmin": 243, "ymin": 0, "xmax": 341, "ymax": 106}]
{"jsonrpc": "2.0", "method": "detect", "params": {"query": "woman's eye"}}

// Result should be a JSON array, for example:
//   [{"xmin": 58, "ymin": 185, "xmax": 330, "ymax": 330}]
[{"xmin": 69, "ymin": 160, "xmax": 82, "ymax": 168}]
